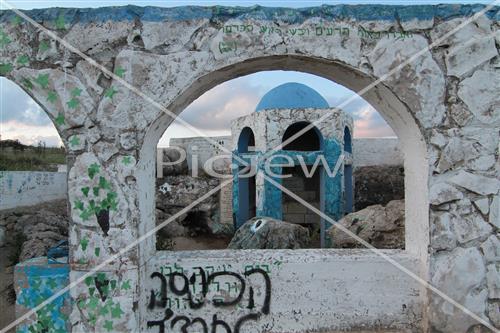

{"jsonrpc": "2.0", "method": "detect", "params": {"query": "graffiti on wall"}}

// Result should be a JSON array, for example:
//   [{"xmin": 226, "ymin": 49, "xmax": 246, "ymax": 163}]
[{"xmin": 147, "ymin": 263, "xmax": 275, "ymax": 333}]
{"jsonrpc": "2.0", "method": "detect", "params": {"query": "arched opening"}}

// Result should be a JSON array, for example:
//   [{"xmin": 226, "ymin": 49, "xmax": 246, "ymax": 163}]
[
  {"xmin": 237, "ymin": 127, "xmax": 255, "ymax": 153},
  {"xmin": 141, "ymin": 55, "xmax": 428, "ymax": 259},
  {"xmin": 236, "ymin": 127, "xmax": 256, "ymax": 229},
  {"xmin": 0, "ymin": 77, "xmax": 68, "ymax": 327},
  {"xmin": 282, "ymin": 121, "xmax": 322, "ymax": 151},
  {"xmin": 281, "ymin": 122, "xmax": 325, "ymax": 247}
]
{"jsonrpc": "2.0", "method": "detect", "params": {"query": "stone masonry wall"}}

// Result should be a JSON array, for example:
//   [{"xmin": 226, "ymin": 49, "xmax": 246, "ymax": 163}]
[{"xmin": 0, "ymin": 4, "xmax": 499, "ymax": 333}]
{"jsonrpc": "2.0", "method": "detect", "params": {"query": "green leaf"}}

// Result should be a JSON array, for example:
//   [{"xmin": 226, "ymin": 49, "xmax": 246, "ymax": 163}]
[
  {"xmin": 104, "ymin": 86, "xmax": 118, "ymax": 99},
  {"xmin": 11, "ymin": 15, "xmax": 22, "ymax": 26},
  {"xmin": 98, "ymin": 176, "xmax": 110, "ymax": 190},
  {"xmin": 98, "ymin": 304, "xmax": 109, "ymax": 316},
  {"xmin": 92, "ymin": 186, "xmax": 100, "ymax": 197},
  {"xmin": 0, "ymin": 63, "xmax": 13, "ymax": 75},
  {"xmin": 110, "ymin": 303, "xmax": 124, "ymax": 319},
  {"xmin": 88, "ymin": 163, "xmax": 100, "ymax": 179},
  {"xmin": 80, "ymin": 208, "xmax": 92, "ymax": 221},
  {"xmin": 96, "ymin": 272, "xmax": 106, "ymax": 283},
  {"xmin": 35, "ymin": 73, "xmax": 49, "ymax": 89},
  {"xmin": 55, "ymin": 113, "xmax": 65, "ymax": 126},
  {"xmin": 80, "ymin": 238, "xmax": 89, "ymax": 251},
  {"xmin": 47, "ymin": 91, "xmax": 57, "ymax": 103},
  {"xmin": 121, "ymin": 280, "xmax": 131, "ymax": 290},
  {"xmin": 17, "ymin": 55, "xmax": 29, "ymax": 65},
  {"xmin": 114, "ymin": 67, "xmax": 125, "ymax": 78},
  {"xmin": 84, "ymin": 276, "xmax": 94, "ymax": 287},
  {"xmin": 122, "ymin": 156, "xmax": 132, "ymax": 165},
  {"xmin": 94, "ymin": 247, "xmax": 100, "ymax": 257},
  {"xmin": 87, "ymin": 297, "xmax": 99, "ymax": 310},
  {"xmin": 69, "ymin": 136, "xmax": 80, "ymax": 147},
  {"xmin": 81, "ymin": 187, "xmax": 90, "ymax": 197},
  {"xmin": 55, "ymin": 13, "xmax": 66, "ymax": 30},
  {"xmin": 103, "ymin": 320, "xmax": 113, "ymax": 332},
  {"xmin": 74, "ymin": 200, "xmax": 84, "ymax": 211},
  {"xmin": 110, "ymin": 280, "xmax": 117, "ymax": 290},
  {"xmin": 0, "ymin": 31, "xmax": 11, "ymax": 48},
  {"xmin": 71, "ymin": 87, "xmax": 82, "ymax": 97},
  {"xmin": 66, "ymin": 98, "xmax": 79, "ymax": 109},
  {"xmin": 39, "ymin": 40, "xmax": 49, "ymax": 52}
]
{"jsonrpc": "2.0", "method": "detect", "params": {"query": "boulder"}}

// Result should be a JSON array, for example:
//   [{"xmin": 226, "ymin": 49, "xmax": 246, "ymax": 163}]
[
  {"xmin": 159, "ymin": 147, "xmax": 189, "ymax": 176},
  {"xmin": 328, "ymin": 199, "xmax": 405, "ymax": 249},
  {"xmin": 228, "ymin": 217, "xmax": 310, "ymax": 249},
  {"xmin": 354, "ymin": 165, "xmax": 404, "ymax": 210}
]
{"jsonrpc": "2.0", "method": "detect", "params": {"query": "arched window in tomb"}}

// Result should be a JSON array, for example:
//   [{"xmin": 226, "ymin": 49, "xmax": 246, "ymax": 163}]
[
  {"xmin": 344, "ymin": 126, "xmax": 354, "ymax": 214},
  {"xmin": 236, "ymin": 127, "xmax": 257, "ymax": 228}
]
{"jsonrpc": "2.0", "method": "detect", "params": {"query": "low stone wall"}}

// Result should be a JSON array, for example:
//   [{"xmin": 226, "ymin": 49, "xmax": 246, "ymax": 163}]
[{"xmin": 0, "ymin": 171, "xmax": 67, "ymax": 210}]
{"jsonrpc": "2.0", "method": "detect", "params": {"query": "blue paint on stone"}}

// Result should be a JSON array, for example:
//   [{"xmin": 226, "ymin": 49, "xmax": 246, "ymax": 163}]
[
  {"xmin": 1, "ymin": 4, "xmax": 498, "ymax": 24},
  {"xmin": 255, "ymin": 83, "xmax": 329, "ymax": 112},
  {"xmin": 15, "ymin": 257, "xmax": 70, "ymax": 333}
]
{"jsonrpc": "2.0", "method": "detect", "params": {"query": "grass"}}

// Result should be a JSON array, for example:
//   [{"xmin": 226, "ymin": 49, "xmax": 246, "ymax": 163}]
[{"xmin": 0, "ymin": 147, "xmax": 66, "ymax": 171}]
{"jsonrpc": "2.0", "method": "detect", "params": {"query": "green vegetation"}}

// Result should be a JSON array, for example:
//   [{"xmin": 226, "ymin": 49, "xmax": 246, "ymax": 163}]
[{"xmin": 0, "ymin": 140, "xmax": 65, "ymax": 171}]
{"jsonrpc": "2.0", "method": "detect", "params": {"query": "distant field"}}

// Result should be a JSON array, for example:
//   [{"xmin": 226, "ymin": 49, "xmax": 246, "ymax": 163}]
[{"xmin": 0, "ymin": 146, "xmax": 66, "ymax": 171}]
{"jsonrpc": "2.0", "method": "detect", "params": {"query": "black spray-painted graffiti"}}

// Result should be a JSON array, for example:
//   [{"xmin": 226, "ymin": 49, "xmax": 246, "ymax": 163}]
[{"xmin": 147, "ymin": 267, "xmax": 271, "ymax": 333}]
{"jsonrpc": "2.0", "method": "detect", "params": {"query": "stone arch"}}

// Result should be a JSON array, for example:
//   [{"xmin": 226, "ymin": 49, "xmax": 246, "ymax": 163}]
[{"xmin": 141, "ymin": 54, "xmax": 429, "ymax": 259}]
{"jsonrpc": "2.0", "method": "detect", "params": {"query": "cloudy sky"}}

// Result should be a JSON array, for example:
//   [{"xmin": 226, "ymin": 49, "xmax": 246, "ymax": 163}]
[{"xmin": 0, "ymin": 0, "xmax": 489, "ymax": 146}]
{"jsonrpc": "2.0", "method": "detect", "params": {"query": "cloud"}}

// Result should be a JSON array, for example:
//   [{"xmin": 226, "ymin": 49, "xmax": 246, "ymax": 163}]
[
  {"xmin": 0, "ymin": 78, "xmax": 52, "ymax": 126},
  {"xmin": 0, "ymin": 120, "xmax": 62, "ymax": 147}
]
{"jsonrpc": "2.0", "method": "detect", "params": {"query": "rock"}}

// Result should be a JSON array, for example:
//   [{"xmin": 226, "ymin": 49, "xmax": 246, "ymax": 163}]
[
  {"xmin": 0, "ymin": 226, "xmax": 5, "ymax": 247},
  {"xmin": 487, "ymin": 301, "xmax": 500, "ymax": 327},
  {"xmin": 159, "ymin": 147, "xmax": 189, "ymax": 176},
  {"xmin": 429, "ymin": 182, "xmax": 464, "ymax": 206},
  {"xmin": 474, "ymin": 198, "xmax": 490, "ymax": 216},
  {"xmin": 328, "ymin": 200, "xmax": 405, "ymax": 249},
  {"xmin": 369, "ymin": 35, "xmax": 446, "ymax": 128},
  {"xmin": 228, "ymin": 217, "xmax": 310, "ymax": 249},
  {"xmin": 431, "ymin": 18, "xmax": 497, "ymax": 77},
  {"xmin": 490, "ymin": 196, "xmax": 500, "ymax": 229},
  {"xmin": 481, "ymin": 235, "xmax": 500, "ymax": 263},
  {"xmin": 458, "ymin": 68, "xmax": 500, "ymax": 125},
  {"xmin": 452, "ymin": 214, "xmax": 492, "ymax": 245},
  {"xmin": 447, "ymin": 171, "xmax": 500, "ymax": 196},
  {"xmin": 431, "ymin": 212, "xmax": 457, "ymax": 251},
  {"xmin": 430, "ymin": 247, "xmax": 488, "ymax": 333},
  {"xmin": 486, "ymin": 264, "xmax": 500, "ymax": 299},
  {"xmin": 353, "ymin": 165, "xmax": 404, "ymax": 210}
]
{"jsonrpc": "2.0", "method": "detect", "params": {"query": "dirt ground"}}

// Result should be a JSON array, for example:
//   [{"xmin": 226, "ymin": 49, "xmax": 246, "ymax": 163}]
[{"xmin": 0, "ymin": 245, "xmax": 16, "ymax": 332}]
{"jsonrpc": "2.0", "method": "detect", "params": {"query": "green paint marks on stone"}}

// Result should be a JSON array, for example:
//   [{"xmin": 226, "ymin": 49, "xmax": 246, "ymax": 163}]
[
  {"xmin": 98, "ymin": 304, "xmax": 109, "ymax": 316},
  {"xmin": 84, "ymin": 276, "xmax": 93, "ymax": 286},
  {"xmin": 0, "ymin": 30, "xmax": 11, "ymax": 47},
  {"xmin": 67, "ymin": 98, "xmax": 79, "ymax": 109},
  {"xmin": 122, "ymin": 156, "xmax": 132, "ymax": 165},
  {"xmin": 87, "ymin": 297, "xmax": 99, "ymax": 310},
  {"xmin": 81, "ymin": 187, "xmax": 90, "ymax": 197},
  {"xmin": 110, "ymin": 304, "xmax": 123, "ymax": 319},
  {"xmin": 17, "ymin": 55, "xmax": 29, "ymax": 65},
  {"xmin": 55, "ymin": 13, "xmax": 66, "ymax": 30},
  {"xmin": 55, "ymin": 113, "xmax": 65, "ymax": 126},
  {"xmin": 0, "ymin": 63, "xmax": 13, "ymax": 75},
  {"xmin": 80, "ymin": 238, "xmax": 89, "ymax": 251},
  {"xmin": 88, "ymin": 163, "xmax": 100, "ymax": 179},
  {"xmin": 104, "ymin": 86, "xmax": 118, "ymax": 99},
  {"xmin": 94, "ymin": 247, "xmax": 100, "ymax": 257},
  {"xmin": 121, "ymin": 280, "xmax": 131, "ymax": 290},
  {"xmin": 114, "ymin": 67, "xmax": 126, "ymax": 78},
  {"xmin": 11, "ymin": 15, "xmax": 22, "ymax": 26},
  {"xmin": 74, "ymin": 200, "xmax": 84, "ymax": 210},
  {"xmin": 69, "ymin": 136, "xmax": 80, "ymax": 147},
  {"xmin": 103, "ymin": 320, "xmax": 114, "ymax": 332},
  {"xmin": 110, "ymin": 280, "xmax": 117, "ymax": 290},
  {"xmin": 35, "ymin": 73, "xmax": 49, "ymax": 89},
  {"xmin": 99, "ymin": 176, "xmax": 110, "ymax": 190},
  {"xmin": 47, "ymin": 90, "xmax": 58, "ymax": 103},
  {"xmin": 71, "ymin": 87, "xmax": 82, "ymax": 97},
  {"xmin": 39, "ymin": 40, "xmax": 50, "ymax": 52}
]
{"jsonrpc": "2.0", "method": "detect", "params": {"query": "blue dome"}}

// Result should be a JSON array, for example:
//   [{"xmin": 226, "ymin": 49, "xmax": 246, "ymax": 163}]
[{"xmin": 255, "ymin": 82, "xmax": 329, "ymax": 112}]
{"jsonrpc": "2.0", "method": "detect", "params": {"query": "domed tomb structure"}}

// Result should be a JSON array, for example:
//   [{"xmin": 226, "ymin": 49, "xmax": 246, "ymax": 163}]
[{"xmin": 231, "ymin": 83, "xmax": 354, "ymax": 247}]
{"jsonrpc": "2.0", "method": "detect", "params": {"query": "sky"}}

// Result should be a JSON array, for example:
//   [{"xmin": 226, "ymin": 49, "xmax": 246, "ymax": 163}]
[{"xmin": 0, "ymin": 0, "xmax": 491, "ymax": 146}]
